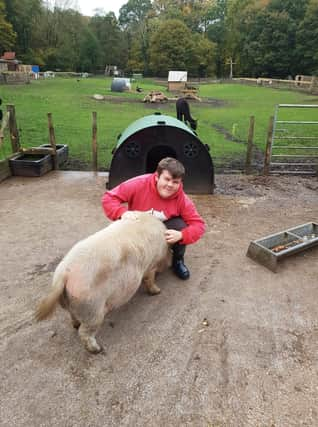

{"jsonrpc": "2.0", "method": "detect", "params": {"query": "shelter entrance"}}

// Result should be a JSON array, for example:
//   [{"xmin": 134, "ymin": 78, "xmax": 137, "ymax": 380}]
[
  {"xmin": 108, "ymin": 114, "xmax": 214, "ymax": 193},
  {"xmin": 146, "ymin": 145, "xmax": 176, "ymax": 173}
]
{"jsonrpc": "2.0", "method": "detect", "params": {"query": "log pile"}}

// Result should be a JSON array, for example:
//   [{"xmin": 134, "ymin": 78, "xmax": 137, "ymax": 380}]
[{"xmin": 143, "ymin": 91, "xmax": 168, "ymax": 103}]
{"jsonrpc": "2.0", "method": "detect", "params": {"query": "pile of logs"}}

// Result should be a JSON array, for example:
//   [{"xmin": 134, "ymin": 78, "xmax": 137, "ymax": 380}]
[{"xmin": 143, "ymin": 91, "xmax": 168, "ymax": 103}]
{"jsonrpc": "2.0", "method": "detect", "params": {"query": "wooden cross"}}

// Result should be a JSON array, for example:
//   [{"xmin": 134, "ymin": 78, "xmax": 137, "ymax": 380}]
[{"xmin": 225, "ymin": 57, "xmax": 236, "ymax": 79}]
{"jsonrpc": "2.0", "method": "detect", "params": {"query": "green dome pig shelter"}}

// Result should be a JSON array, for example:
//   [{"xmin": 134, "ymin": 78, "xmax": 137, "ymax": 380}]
[{"xmin": 108, "ymin": 113, "xmax": 214, "ymax": 194}]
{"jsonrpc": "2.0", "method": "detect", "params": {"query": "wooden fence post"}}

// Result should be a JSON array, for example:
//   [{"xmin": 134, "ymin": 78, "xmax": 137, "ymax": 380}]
[
  {"xmin": 245, "ymin": 115, "xmax": 255, "ymax": 174},
  {"xmin": 0, "ymin": 111, "xmax": 10, "ymax": 148},
  {"xmin": 47, "ymin": 113, "xmax": 58, "ymax": 170},
  {"xmin": 6, "ymin": 104, "xmax": 20, "ymax": 153},
  {"xmin": 263, "ymin": 116, "xmax": 274, "ymax": 175},
  {"xmin": 92, "ymin": 111, "xmax": 97, "ymax": 172},
  {"xmin": 310, "ymin": 76, "xmax": 317, "ymax": 93}
]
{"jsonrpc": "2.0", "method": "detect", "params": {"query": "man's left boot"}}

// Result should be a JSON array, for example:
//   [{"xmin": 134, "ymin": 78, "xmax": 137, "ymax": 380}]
[{"xmin": 172, "ymin": 244, "xmax": 190, "ymax": 280}]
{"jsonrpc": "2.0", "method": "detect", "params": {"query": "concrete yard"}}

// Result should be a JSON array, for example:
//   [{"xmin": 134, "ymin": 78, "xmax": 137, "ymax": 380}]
[{"xmin": 1, "ymin": 171, "xmax": 318, "ymax": 426}]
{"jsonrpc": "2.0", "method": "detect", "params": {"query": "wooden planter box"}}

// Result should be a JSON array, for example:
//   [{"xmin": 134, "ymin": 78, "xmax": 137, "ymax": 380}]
[
  {"xmin": 0, "ymin": 159, "xmax": 11, "ymax": 182},
  {"xmin": 9, "ymin": 153, "xmax": 53, "ymax": 177},
  {"xmin": 40, "ymin": 144, "xmax": 69, "ymax": 166}
]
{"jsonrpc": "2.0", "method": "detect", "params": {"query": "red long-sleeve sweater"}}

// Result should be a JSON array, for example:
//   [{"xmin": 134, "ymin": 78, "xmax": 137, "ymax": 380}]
[{"xmin": 102, "ymin": 173, "xmax": 205, "ymax": 245}]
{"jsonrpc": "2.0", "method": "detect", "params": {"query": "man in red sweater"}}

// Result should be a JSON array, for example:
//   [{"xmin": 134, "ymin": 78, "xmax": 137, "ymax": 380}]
[{"xmin": 102, "ymin": 157, "xmax": 205, "ymax": 280}]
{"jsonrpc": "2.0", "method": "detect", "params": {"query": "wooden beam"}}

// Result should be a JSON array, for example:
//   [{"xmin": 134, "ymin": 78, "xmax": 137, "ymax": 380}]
[
  {"xmin": 0, "ymin": 111, "xmax": 10, "ymax": 147},
  {"xmin": 19, "ymin": 147, "xmax": 54, "ymax": 155},
  {"xmin": 264, "ymin": 116, "xmax": 274, "ymax": 175},
  {"xmin": 245, "ymin": 116, "xmax": 255, "ymax": 174},
  {"xmin": 47, "ymin": 113, "xmax": 58, "ymax": 170},
  {"xmin": 92, "ymin": 111, "xmax": 97, "ymax": 172},
  {"xmin": 6, "ymin": 104, "xmax": 20, "ymax": 153}
]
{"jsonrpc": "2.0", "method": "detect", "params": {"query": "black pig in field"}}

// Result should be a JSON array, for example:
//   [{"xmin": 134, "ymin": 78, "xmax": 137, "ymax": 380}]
[{"xmin": 176, "ymin": 97, "xmax": 197, "ymax": 130}]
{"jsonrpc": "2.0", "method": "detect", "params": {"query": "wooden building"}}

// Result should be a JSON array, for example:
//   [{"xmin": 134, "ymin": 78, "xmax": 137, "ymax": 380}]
[
  {"xmin": 167, "ymin": 70, "xmax": 187, "ymax": 92},
  {"xmin": 0, "ymin": 52, "xmax": 19, "ymax": 71}
]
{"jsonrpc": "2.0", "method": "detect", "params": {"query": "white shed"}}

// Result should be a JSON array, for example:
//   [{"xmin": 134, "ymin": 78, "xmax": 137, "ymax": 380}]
[{"xmin": 168, "ymin": 71, "xmax": 187, "ymax": 92}]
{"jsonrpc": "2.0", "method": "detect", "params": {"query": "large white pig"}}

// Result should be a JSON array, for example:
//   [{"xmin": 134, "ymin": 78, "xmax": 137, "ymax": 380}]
[{"xmin": 35, "ymin": 212, "xmax": 171, "ymax": 353}]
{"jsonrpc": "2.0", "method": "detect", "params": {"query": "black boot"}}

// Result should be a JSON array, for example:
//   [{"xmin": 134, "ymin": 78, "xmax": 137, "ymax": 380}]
[{"xmin": 172, "ymin": 244, "xmax": 190, "ymax": 280}]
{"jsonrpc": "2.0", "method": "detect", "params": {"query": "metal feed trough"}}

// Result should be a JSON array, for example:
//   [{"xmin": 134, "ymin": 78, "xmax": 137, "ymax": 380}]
[
  {"xmin": 108, "ymin": 113, "xmax": 214, "ymax": 194},
  {"xmin": 247, "ymin": 222, "xmax": 318, "ymax": 272}
]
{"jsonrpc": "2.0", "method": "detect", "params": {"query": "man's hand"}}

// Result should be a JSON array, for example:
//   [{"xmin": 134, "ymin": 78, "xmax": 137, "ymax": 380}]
[{"xmin": 165, "ymin": 229, "xmax": 182, "ymax": 244}]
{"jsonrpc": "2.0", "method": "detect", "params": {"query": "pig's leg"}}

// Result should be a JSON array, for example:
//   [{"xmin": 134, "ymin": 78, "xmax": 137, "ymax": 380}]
[
  {"xmin": 78, "ymin": 320, "xmax": 103, "ymax": 354},
  {"xmin": 143, "ymin": 269, "xmax": 160, "ymax": 295},
  {"xmin": 70, "ymin": 313, "xmax": 81, "ymax": 329},
  {"xmin": 77, "ymin": 304, "xmax": 105, "ymax": 353}
]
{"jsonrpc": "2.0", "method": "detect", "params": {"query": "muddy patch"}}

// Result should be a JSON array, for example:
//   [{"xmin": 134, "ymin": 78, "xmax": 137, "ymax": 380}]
[
  {"xmin": 200, "ymin": 98, "xmax": 228, "ymax": 107},
  {"xmin": 62, "ymin": 157, "xmax": 108, "ymax": 172},
  {"xmin": 1, "ymin": 172, "xmax": 318, "ymax": 426},
  {"xmin": 92, "ymin": 95, "xmax": 227, "ymax": 108},
  {"xmin": 212, "ymin": 124, "xmax": 244, "ymax": 143},
  {"xmin": 92, "ymin": 95, "xmax": 142, "ymax": 103}
]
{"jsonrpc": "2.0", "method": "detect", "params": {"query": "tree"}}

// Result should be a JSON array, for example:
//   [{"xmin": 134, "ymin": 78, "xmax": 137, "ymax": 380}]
[
  {"xmin": 54, "ymin": 9, "xmax": 86, "ymax": 71},
  {"xmin": 296, "ymin": 0, "xmax": 318, "ymax": 75},
  {"xmin": 119, "ymin": 0, "xmax": 152, "ymax": 26},
  {"xmin": 89, "ymin": 12, "xmax": 128, "ymax": 71},
  {"xmin": 152, "ymin": 0, "xmax": 221, "ymax": 33},
  {"xmin": 119, "ymin": 0, "xmax": 153, "ymax": 74},
  {"xmin": 0, "ymin": 0, "xmax": 16, "ymax": 52},
  {"xmin": 192, "ymin": 34, "xmax": 216, "ymax": 77},
  {"xmin": 240, "ymin": 8, "xmax": 297, "ymax": 78},
  {"xmin": 220, "ymin": 0, "xmax": 256, "ymax": 78},
  {"xmin": 152, "ymin": 0, "xmax": 181, "ymax": 17},
  {"xmin": 4, "ymin": 0, "xmax": 42, "ymax": 59},
  {"xmin": 34, "ymin": 5, "xmax": 87, "ymax": 71},
  {"xmin": 79, "ymin": 28, "xmax": 100, "ymax": 72},
  {"xmin": 148, "ymin": 19, "xmax": 196, "ymax": 76},
  {"xmin": 268, "ymin": 0, "xmax": 309, "ymax": 20},
  {"xmin": 175, "ymin": 0, "xmax": 221, "ymax": 34},
  {"xmin": 220, "ymin": 0, "xmax": 313, "ymax": 78},
  {"xmin": 206, "ymin": 0, "xmax": 228, "ymax": 76},
  {"xmin": 126, "ymin": 37, "xmax": 144, "ymax": 72}
]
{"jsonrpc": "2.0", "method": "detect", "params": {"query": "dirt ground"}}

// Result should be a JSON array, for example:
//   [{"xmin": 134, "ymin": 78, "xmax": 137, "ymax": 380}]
[{"xmin": 1, "ymin": 171, "xmax": 318, "ymax": 427}]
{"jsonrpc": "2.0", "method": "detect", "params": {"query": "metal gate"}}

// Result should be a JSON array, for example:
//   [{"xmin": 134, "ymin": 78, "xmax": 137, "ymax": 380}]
[{"xmin": 269, "ymin": 104, "xmax": 318, "ymax": 175}]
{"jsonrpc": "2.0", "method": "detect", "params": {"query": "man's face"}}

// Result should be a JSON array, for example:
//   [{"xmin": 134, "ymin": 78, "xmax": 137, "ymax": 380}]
[{"xmin": 156, "ymin": 170, "xmax": 182, "ymax": 198}]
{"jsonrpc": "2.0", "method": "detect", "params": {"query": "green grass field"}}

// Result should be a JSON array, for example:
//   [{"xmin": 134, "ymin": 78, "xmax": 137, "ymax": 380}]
[{"xmin": 1, "ymin": 77, "xmax": 317, "ymax": 169}]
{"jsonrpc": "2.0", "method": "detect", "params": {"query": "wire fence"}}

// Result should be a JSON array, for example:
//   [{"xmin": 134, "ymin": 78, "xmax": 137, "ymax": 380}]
[
  {"xmin": 0, "ymin": 98, "xmax": 276, "ymax": 182},
  {"xmin": 0, "ymin": 110, "xmax": 265, "ymax": 178},
  {"xmin": 0, "ymin": 109, "xmax": 114, "ymax": 171}
]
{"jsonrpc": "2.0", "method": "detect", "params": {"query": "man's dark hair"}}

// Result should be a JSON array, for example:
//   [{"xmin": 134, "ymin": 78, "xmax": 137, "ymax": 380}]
[{"xmin": 156, "ymin": 157, "xmax": 185, "ymax": 179}]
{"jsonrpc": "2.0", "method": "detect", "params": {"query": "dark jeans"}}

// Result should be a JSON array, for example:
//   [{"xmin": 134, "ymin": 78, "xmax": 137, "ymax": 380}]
[{"xmin": 164, "ymin": 216, "xmax": 187, "ymax": 259}]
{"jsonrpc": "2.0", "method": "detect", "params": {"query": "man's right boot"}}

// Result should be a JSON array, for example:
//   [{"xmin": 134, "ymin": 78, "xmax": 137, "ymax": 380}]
[
  {"xmin": 172, "ymin": 244, "xmax": 190, "ymax": 280},
  {"xmin": 173, "ymin": 257, "xmax": 190, "ymax": 280}
]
